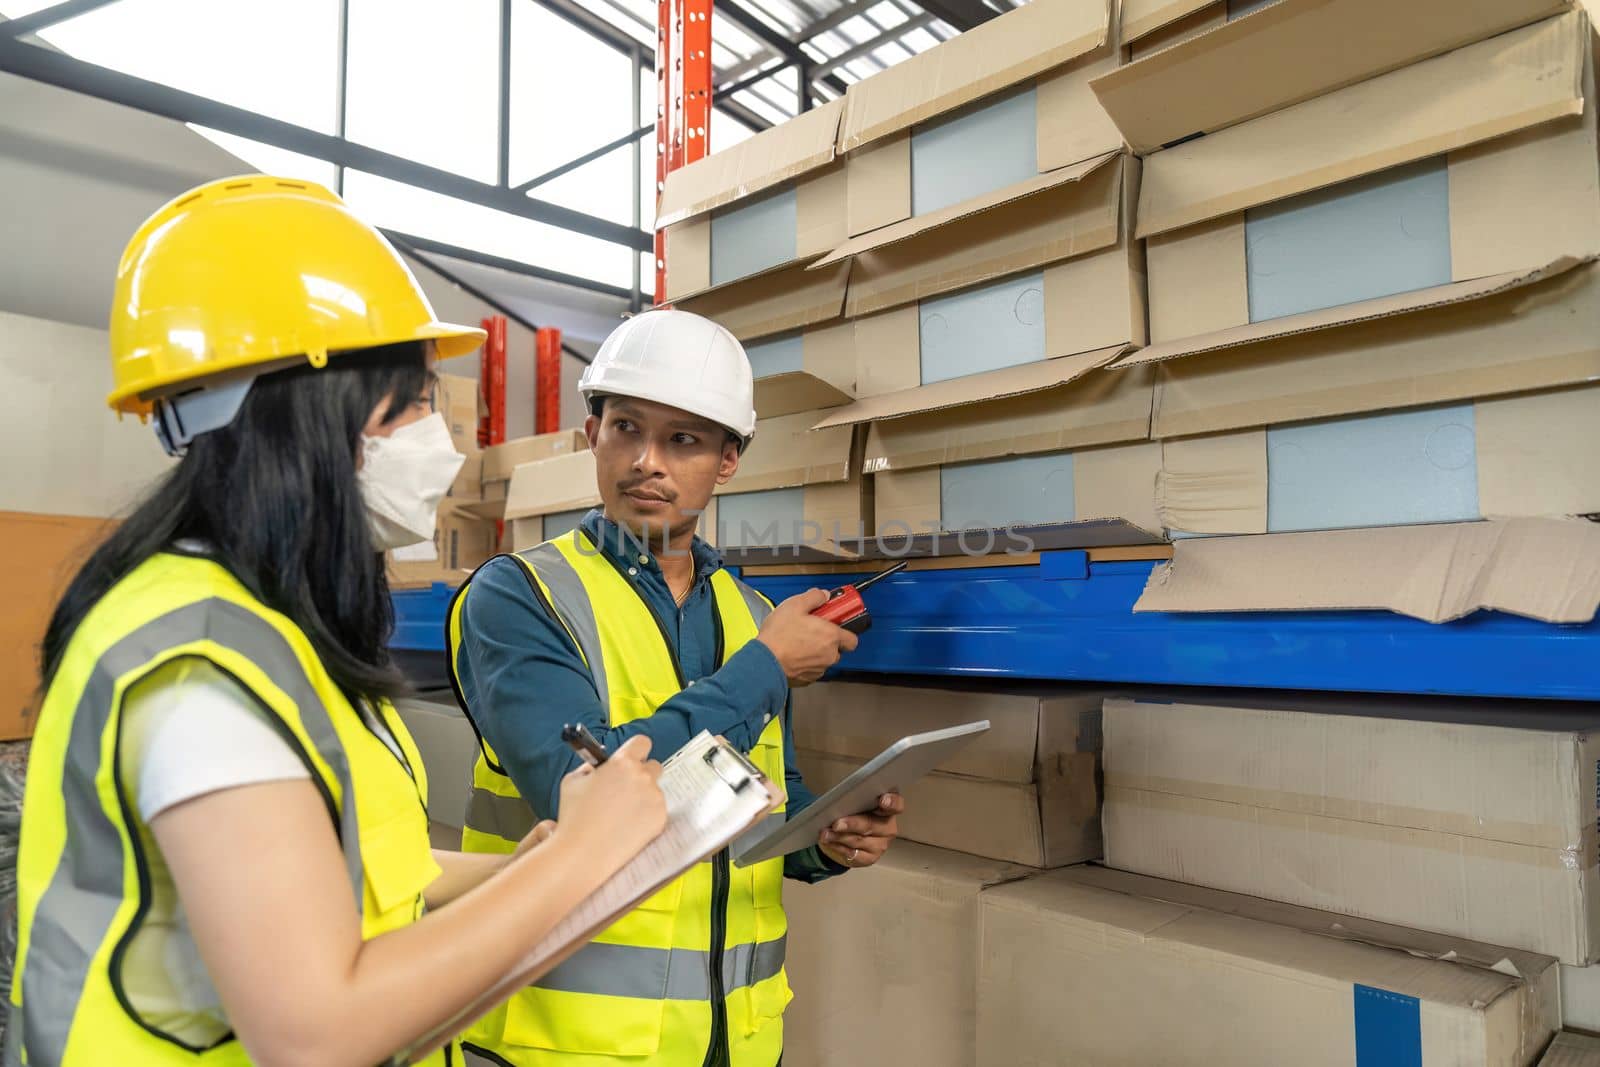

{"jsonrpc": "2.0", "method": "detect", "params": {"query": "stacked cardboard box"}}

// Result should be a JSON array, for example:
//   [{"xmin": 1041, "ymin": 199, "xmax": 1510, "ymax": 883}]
[
  {"xmin": 791, "ymin": 679, "xmax": 1105, "ymax": 868},
  {"xmin": 1543, "ymin": 1032, "xmax": 1600, "ymax": 1066},
  {"xmin": 1092, "ymin": 0, "xmax": 1600, "ymax": 603},
  {"xmin": 464, "ymin": 429, "xmax": 589, "ymax": 523},
  {"xmin": 974, "ymin": 866, "xmax": 1559, "ymax": 1066},
  {"xmin": 390, "ymin": 373, "xmax": 500, "ymax": 586},
  {"xmin": 782, "ymin": 841, "xmax": 1032, "ymax": 1067},
  {"xmin": 1101, "ymin": 693, "xmax": 1600, "ymax": 963}
]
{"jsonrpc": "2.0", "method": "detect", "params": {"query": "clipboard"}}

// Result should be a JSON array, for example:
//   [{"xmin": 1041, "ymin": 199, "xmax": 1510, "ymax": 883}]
[
  {"xmin": 731, "ymin": 720, "xmax": 991, "ymax": 868},
  {"xmin": 393, "ymin": 731, "xmax": 782, "ymax": 1065}
]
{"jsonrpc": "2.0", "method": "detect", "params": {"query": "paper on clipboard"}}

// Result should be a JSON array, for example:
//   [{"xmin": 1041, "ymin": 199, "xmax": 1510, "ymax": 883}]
[{"xmin": 393, "ymin": 731, "xmax": 783, "ymax": 1065}]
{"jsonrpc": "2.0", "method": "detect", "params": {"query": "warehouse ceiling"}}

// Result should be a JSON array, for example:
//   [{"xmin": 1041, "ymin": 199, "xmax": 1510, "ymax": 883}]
[{"xmin": 0, "ymin": 0, "xmax": 1014, "ymax": 304}]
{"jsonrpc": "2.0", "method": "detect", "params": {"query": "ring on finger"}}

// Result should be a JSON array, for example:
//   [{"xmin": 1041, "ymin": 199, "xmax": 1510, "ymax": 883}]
[{"xmin": 847, "ymin": 847, "xmax": 860, "ymax": 864}]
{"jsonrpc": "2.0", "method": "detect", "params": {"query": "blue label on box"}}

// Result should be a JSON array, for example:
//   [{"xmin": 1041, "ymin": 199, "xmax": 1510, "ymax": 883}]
[{"xmin": 1354, "ymin": 984, "xmax": 1422, "ymax": 1067}]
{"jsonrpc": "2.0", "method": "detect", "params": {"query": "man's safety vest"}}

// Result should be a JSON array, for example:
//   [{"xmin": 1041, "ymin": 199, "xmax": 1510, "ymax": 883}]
[
  {"xmin": 5, "ymin": 552, "xmax": 450, "ymax": 1067},
  {"xmin": 448, "ymin": 530, "xmax": 791, "ymax": 1067}
]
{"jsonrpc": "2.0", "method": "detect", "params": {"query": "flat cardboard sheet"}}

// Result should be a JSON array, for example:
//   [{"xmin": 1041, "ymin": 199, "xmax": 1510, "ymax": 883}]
[
  {"xmin": 503, "ymin": 450, "xmax": 601, "ymax": 520},
  {"xmin": 1159, "ymin": 384, "xmax": 1600, "ymax": 535},
  {"xmin": 1136, "ymin": 11, "xmax": 1587, "ymax": 239},
  {"xmin": 656, "ymin": 98, "xmax": 845, "ymax": 228},
  {"xmin": 751, "ymin": 320, "xmax": 857, "ymax": 419},
  {"xmin": 816, "ymin": 152, "xmax": 1118, "ymax": 269},
  {"xmin": 1133, "ymin": 518, "xmax": 1600, "ymax": 624},
  {"xmin": 977, "ymin": 865, "xmax": 1559, "ymax": 1067},
  {"xmin": 1103, "ymin": 695, "xmax": 1600, "ymax": 962},
  {"xmin": 1089, "ymin": 0, "xmax": 1569, "ymax": 153},
  {"xmin": 836, "ymin": 153, "xmax": 1125, "ymax": 318},
  {"xmin": 1118, "ymin": 257, "xmax": 1584, "ymax": 369},
  {"xmin": 718, "ymin": 408, "xmax": 854, "ymax": 495},
  {"xmin": 837, "ymin": 0, "xmax": 1110, "ymax": 152},
  {"xmin": 481, "ymin": 430, "xmax": 588, "ymax": 485},
  {"xmin": 1130, "ymin": 257, "xmax": 1600, "ymax": 439},
  {"xmin": 861, "ymin": 349, "xmax": 1154, "ymax": 475},
  {"xmin": 675, "ymin": 260, "xmax": 850, "ymax": 342},
  {"xmin": 817, "ymin": 345, "xmax": 1129, "ymax": 430}
]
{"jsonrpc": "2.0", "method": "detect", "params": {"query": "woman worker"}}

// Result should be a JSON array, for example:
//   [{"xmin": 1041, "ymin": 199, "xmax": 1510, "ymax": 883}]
[{"xmin": 4, "ymin": 175, "xmax": 666, "ymax": 1067}]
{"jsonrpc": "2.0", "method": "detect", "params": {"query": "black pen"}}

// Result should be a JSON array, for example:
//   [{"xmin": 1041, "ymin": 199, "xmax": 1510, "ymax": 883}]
[{"xmin": 562, "ymin": 722, "xmax": 610, "ymax": 767}]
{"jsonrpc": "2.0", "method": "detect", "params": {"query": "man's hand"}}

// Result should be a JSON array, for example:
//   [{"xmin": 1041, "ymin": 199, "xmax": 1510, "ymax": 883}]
[
  {"xmin": 757, "ymin": 588, "xmax": 860, "ymax": 687},
  {"xmin": 817, "ymin": 792, "xmax": 904, "ymax": 870}
]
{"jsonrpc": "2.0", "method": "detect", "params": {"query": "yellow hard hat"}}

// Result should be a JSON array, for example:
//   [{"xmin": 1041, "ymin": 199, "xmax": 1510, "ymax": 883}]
[{"xmin": 108, "ymin": 175, "xmax": 486, "ymax": 416}]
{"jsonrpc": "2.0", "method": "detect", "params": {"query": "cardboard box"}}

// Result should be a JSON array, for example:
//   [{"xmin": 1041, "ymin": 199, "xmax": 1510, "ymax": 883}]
[
  {"xmin": 1092, "ymin": 0, "xmax": 1568, "ymax": 154},
  {"xmin": 436, "ymin": 372, "xmax": 483, "ymax": 457},
  {"xmin": 790, "ymin": 679, "xmax": 1106, "ymax": 868},
  {"xmin": 744, "ymin": 322, "xmax": 856, "ymax": 418},
  {"xmin": 1103, "ymin": 694, "xmax": 1600, "ymax": 963},
  {"xmin": 465, "ymin": 430, "xmax": 589, "ymax": 520},
  {"xmin": 504, "ymin": 450, "xmax": 601, "ymax": 555},
  {"xmin": 675, "ymin": 260, "xmax": 850, "ymax": 346},
  {"xmin": 782, "ymin": 841, "xmax": 1033, "ymax": 1067},
  {"xmin": 388, "ymin": 502, "xmax": 498, "ymax": 587},
  {"xmin": 714, "ymin": 408, "xmax": 868, "ymax": 561},
  {"xmin": 873, "ymin": 440, "xmax": 1162, "ymax": 547},
  {"xmin": 658, "ymin": 98, "xmax": 846, "ymax": 303},
  {"xmin": 1133, "ymin": 517, "xmax": 1600, "ymax": 624},
  {"xmin": 1156, "ymin": 384, "xmax": 1600, "ymax": 535},
  {"xmin": 977, "ymin": 865, "xmax": 1560, "ymax": 1067},
  {"xmin": 840, "ymin": 0, "xmax": 1123, "ymax": 236},
  {"xmin": 0, "ymin": 511, "xmax": 114, "ymax": 741},
  {"xmin": 1561, "ymin": 964, "xmax": 1600, "ymax": 1031},
  {"xmin": 1542, "ymin": 1032, "xmax": 1600, "ymax": 1066},
  {"xmin": 1116, "ymin": 11, "xmax": 1600, "ymax": 438}
]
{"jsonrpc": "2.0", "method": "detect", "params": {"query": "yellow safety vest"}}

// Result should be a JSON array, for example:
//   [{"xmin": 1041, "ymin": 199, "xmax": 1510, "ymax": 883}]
[
  {"xmin": 447, "ymin": 530, "xmax": 791, "ymax": 1067},
  {"xmin": 5, "ymin": 551, "xmax": 452, "ymax": 1067}
]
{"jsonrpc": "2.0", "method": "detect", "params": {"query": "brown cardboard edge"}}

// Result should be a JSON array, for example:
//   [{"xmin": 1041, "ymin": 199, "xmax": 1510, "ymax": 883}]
[
  {"xmin": 837, "ymin": 1, "xmax": 1112, "ymax": 153},
  {"xmin": 815, "ymin": 344, "xmax": 1133, "ymax": 429},
  {"xmin": 1112, "ymin": 256, "xmax": 1591, "ymax": 368},
  {"xmin": 1088, "ymin": 0, "xmax": 1571, "ymax": 153},
  {"xmin": 1121, "ymin": 0, "xmax": 1220, "ymax": 43},
  {"xmin": 811, "ymin": 152, "xmax": 1121, "ymax": 269},
  {"xmin": 656, "ymin": 99, "xmax": 846, "ymax": 228},
  {"xmin": 1132, "ymin": 11, "xmax": 1588, "ymax": 239},
  {"xmin": 753, "ymin": 372, "xmax": 854, "ymax": 418}
]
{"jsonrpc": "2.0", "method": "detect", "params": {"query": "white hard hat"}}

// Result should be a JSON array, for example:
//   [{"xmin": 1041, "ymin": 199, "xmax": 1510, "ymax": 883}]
[{"xmin": 580, "ymin": 310, "xmax": 757, "ymax": 444}]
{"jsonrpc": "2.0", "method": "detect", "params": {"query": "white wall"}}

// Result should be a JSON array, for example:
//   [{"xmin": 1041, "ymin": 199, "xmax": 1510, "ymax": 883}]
[{"xmin": 0, "ymin": 311, "xmax": 174, "ymax": 517}]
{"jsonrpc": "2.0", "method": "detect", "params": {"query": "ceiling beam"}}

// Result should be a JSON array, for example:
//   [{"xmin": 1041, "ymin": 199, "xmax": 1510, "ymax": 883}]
[
  {"xmin": 0, "ymin": 0, "xmax": 121, "ymax": 38},
  {"xmin": 810, "ymin": 13, "xmax": 935, "ymax": 80},
  {"xmin": 0, "ymin": 34, "xmax": 654, "ymax": 251},
  {"xmin": 908, "ymin": 0, "xmax": 1001, "ymax": 32}
]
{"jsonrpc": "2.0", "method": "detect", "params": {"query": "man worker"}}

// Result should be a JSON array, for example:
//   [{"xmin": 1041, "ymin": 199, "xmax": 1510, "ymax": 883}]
[{"xmin": 447, "ymin": 308, "xmax": 906, "ymax": 1067}]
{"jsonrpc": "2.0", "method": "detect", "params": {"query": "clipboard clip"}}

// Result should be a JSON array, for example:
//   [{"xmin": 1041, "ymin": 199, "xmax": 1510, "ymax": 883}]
[{"xmin": 704, "ymin": 742, "xmax": 760, "ymax": 793}]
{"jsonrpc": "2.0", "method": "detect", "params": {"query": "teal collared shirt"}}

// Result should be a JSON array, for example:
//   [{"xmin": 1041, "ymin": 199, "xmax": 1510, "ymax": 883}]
[{"xmin": 454, "ymin": 510, "xmax": 842, "ymax": 882}]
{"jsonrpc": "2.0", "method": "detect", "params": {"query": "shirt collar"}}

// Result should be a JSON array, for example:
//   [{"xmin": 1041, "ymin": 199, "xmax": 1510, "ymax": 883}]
[{"xmin": 580, "ymin": 509, "xmax": 722, "ymax": 580}]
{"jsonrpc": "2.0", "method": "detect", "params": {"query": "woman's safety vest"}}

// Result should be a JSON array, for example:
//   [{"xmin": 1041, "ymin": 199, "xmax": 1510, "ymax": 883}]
[
  {"xmin": 447, "ymin": 531, "xmax": 790, "ymax": 1067},
  {"xmin": 5, "ymin": 552, "xmax": 450, "ymax": 1067}
]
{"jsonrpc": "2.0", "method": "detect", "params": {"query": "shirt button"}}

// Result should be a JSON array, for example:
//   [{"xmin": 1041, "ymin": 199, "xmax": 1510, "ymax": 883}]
[
  {"xmin": 687, "ymin": 679, "xmax": 696, "ymax": 687},
  {"xmin": 627, "ymin": 567, "xmax": 639, "ymax": 577},
  {"xmin": 638, "ymin": 554, "xmax": 649, "ymax": 565},
  {"xmin": 763, "ymin": 713, "xmax": 772, "ymax": 724}
]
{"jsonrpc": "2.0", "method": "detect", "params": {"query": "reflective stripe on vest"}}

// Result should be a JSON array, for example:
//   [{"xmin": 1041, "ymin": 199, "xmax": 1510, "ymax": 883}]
[
  {"xmin": 6, "ymin": 554, "xmax": 445, "ymax": 1067},
  {"xmin": 449, "ymin": 532, "xmax": 790, "ymax": 1067}
]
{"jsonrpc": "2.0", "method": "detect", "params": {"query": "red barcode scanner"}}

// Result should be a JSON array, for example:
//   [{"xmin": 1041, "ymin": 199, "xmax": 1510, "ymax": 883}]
[{"xmin": 809, "ymin": 560, "xmax": 909, "ymax": 634}]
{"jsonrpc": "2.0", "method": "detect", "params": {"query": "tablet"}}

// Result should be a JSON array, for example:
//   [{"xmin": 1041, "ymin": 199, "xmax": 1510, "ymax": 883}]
[{"xmin": 731, "ymin": 720, "xmax": 991, "ymax": 867}]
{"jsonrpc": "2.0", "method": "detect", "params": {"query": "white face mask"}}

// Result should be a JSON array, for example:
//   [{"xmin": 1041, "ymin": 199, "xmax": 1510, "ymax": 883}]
[{"xmin": 356, "ymin": 412, "xmax": 466, "ymax": 551}]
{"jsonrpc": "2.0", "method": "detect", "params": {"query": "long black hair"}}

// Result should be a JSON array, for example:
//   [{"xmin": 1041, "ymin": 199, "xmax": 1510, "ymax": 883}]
[{"xmin": 42, "ymin": 341, "xmax": 433, "ymax": 701}]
